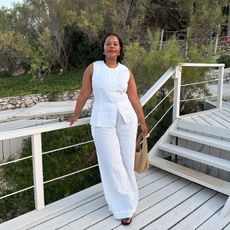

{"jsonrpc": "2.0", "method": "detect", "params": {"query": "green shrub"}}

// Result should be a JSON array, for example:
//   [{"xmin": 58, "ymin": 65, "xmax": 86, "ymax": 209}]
[{"xmin": 216, "ymin": 54, "xmax": 230, "ymax": 68}]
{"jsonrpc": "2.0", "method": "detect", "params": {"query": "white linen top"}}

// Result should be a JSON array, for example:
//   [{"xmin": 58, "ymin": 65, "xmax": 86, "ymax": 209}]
[{"xmin": 90, "ymin": 60, "xmax": 137, "ymax": 127}]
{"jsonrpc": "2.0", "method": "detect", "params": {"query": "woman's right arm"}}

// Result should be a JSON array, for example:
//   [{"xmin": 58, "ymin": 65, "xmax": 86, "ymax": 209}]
[{"xmin": 69, "ymin": 64, "xmax": 93, "ymax": 126}]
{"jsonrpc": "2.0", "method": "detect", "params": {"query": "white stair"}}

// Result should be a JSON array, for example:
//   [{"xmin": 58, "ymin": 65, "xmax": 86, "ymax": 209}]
[
  {"xmin": 149, "ymin": 118, "xmax": 230, "ymax": 217},
  {"xmin": 158, "ymin": 143, "xmax": 230, "ymax": 172},
  {"xmin": 149, "ymin": 156, "xmax": 230, "ymax": 196},
  {"xmin": 169, "ymin": 129, "xmax": 230, "ymax": 151}
]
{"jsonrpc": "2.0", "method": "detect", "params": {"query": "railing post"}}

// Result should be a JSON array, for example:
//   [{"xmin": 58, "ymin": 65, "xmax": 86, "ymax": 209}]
[
  {"xmin": 217, "ymin": 66, "xmax": 224, "ymax": 108},
  {"xmin": 173, "ymin": 65, "xmax": 182, "ymax": 121},
  {"xmin": 32, "ymin": 133, "xmax": 45, "ymax": 210}
]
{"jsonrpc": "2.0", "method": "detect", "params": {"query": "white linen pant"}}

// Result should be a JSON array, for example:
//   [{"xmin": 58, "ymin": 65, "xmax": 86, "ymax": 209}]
[{"xmin": 91, "ymin": 112, "xmax": 138, "ymax": 219}]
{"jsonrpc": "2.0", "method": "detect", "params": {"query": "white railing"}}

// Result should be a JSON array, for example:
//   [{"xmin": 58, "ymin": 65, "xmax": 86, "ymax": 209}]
[{"xmin": 0, "ymin": 63, "xmax": 225, "ymax": 218}]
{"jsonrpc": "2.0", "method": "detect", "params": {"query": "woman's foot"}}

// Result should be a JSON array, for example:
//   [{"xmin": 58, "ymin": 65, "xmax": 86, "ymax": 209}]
[{"xmin": 121, "ymin": 217, "xmax": 132, "ymax": 225}]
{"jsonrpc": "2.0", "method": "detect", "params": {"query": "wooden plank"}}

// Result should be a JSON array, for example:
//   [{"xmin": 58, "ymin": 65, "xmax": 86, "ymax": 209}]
[
  {"xmin": 223, "ymin": 108, "xmax": 230, "ymax": 115},
  {"xmin": 1, "ymin": 168, "xmax": 159, "ymax": 230},
  {"xmin": 171, "ymin": 193, "xmax": 227, "ymax": 230},
  {"xmin": 177, "ymin": 136, "xmax": 187, "ymax": 166},
  {"xmin": 169, "ymin": 130, "xmax": 230, "ymax": 152},
  {"xmin": 137, "ymin": 169, "xmax": 168, "ymax": 189},
  {"xmin": 24, "ymin": 168, "xmax": 167, "ymax": 230},
  {"xmin": 177, "ymin": 120, "xmax": 230, "ymax": 140},
  {"xmin": 192, "ymin": 140, "xmax": 202, "ymax": 172},
  {"xmin": 180, "ymin": 108, "xmax": 221, "ymax": 119},
  {"xmin": 208, "ymin": 113, "xmax": 230, "ymax": 129},
  {"xmin": 135, "ymin": 166, "xmax": 159, "ymax": 180},
  {"xmin": 36, "ymin": 199, "xmax": 108, "ymax": 230},
  {"xmin": 71, "ymin": 177, "xmax": 191, "ymax": 230},
  {"xmin": 214, "ymin": 111, "xmax": 230, "ymax": 123},
  {"xmin": 65, "ymin": 174, "xmax": 180, "ymax": 230},
  {"xmin": 209, "ymin": 147, "xmax": 221, "ymax": 177},
  {"xmin": 149, "ymin": 157, "xmax": 230, "ymax": 195},
  {"xmin": 200, "ymin": 114, "xmax": 227, "ymax": 128},
  {"xmin": 138, "ymin": 174, "xmax": 179, "ymax": 200},
  {"xmin": 197, "ymin": 207, "xmax": 230, "ymax": 230},
  {"xmin": 185, "ymin": 139, "xmax": 194, "ymax": 169},
  {"xmin": 144, "ymin": 188, "xmax": 216, "ymax": 230},
  {"xmin": 158, "ymin": 143, "xmax": 230, "ymax": 171},
  {"xmin": 219, "ymin": 150, "xmax": 230, "ymax": 181},
  {"xmin": 0, "ymin": 183, "xmax": 104, "ymax": 230},
  {"xmin": 115, "ymin": 183, "xmax": 203, "ymax": 230},
  {"xmin": 189, "ymin": 117, "xmax": 197, "ymax": 123},
  {"xmin": 58, "ymin": 226, "xmax": 72, "ymax": 230},
  {"xmin": 224, "ymin": 224, "xmax": 230, "ymax": 230},
  {"xmin": 193, "ymin": 115, "xmax": 212, "ymax": 125}
]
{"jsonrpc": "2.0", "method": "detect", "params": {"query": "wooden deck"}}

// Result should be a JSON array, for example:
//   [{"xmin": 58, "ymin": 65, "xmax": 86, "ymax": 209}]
[
  {"xmin": 1, "ymin": 166, "xmax": 230, "ymax": 230},
  {"xmin": 1, "ymin": 107, "xmax": 230, "ymax": 229},
  {"xmin": 180, "ymin": 107, "xmax": 230, "ymax": 130}
]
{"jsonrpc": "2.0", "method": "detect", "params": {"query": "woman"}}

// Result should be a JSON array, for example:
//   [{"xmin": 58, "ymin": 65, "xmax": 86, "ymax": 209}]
[{"xmin": 69, "ymin": 33, "xmax": 148, "ymax": 225}]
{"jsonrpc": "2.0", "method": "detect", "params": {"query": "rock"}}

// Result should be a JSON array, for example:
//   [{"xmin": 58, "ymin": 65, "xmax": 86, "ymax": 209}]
[
  {"xmin": 7, "ymin": 104, "xmax": 15, "ymax": 109},
  {"xmin": 24, "ymin": 98, "xmax": 34, "ymax": 107},
  {"xmin": 8, "ymin": 99, "xmax": 18, "ymax": 105}
]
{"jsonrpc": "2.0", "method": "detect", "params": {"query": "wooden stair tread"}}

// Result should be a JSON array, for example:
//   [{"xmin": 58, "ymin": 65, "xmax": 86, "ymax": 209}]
[
  {"xmin": 149, "ymin": 156, "xmax": 230, "ymax": 195},
  {"xmin": 158, "ymin": 143, "xmax": 230, "ymax": 172},
  {"xmin": 169, "ymin": 129, "xmax": 230, "ymax": 151},
  {"xmin": 177, "ymin": 119, "xmax": 230, "ymax": 140}
]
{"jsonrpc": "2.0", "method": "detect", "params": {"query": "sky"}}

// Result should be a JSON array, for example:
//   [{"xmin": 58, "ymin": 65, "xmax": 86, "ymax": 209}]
[{"xmin": 0, "ymin": 0, "xmax": 24, "ymax": 9}]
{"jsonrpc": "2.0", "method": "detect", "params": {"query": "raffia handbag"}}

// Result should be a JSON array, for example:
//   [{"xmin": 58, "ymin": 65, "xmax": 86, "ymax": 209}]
[{"xmin": 134, "ymin": 134, "xmax": 149, "ymax": 173}]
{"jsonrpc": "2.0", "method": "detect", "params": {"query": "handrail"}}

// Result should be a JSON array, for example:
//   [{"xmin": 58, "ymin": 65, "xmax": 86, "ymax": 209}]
[
  {"xmin": 180, "ymin": 63, "xmax": 224, "ymax": 67},
  {"xmin": 140, "ymin": 67, "xmax": 175, "ymax": 106},
  {"xmin": 0, "ymin": 117, "xmax": 90, "ymax": 141}
]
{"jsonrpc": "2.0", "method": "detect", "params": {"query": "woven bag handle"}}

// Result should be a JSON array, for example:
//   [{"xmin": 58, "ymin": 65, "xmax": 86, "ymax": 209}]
[{"xmin": 136, "ymin": 133, "xmax": 148, "ymax": 153}]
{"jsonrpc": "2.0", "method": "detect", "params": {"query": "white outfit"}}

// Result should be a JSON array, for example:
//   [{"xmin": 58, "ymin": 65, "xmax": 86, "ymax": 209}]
[{"xmin": 90, "ymin": 61, "xmax": 138, "ymax": 219}]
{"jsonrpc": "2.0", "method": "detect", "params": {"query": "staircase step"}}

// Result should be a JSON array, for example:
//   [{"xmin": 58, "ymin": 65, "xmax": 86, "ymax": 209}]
[
  {"xmin": 158, "ymin": 143, "xmax": 230, "ymax": 172},
  {"xmin": 169, "ymin": 129, "xmax": 230, "ymax": 152},
  {"xmin": 149, "ymin": 156, "xmax": 230, "ymax": 195},
  {"xmin": 177, "ymin": 119, "xmax": 230, "ymax": 140}
]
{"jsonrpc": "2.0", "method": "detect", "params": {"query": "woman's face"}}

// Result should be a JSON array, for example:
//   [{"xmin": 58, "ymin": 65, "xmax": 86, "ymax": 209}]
[{"xmin": 103, "ymin": 35, "xmax": 121, "ymax": 61}]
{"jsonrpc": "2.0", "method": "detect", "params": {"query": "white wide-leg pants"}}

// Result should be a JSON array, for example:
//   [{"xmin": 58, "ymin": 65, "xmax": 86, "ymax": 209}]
[{"xmin": 91, "ymin": 113, "xmax": 138, "ymax": 219}]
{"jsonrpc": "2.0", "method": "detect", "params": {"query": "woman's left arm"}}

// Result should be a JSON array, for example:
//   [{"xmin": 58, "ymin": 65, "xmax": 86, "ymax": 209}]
[{"xmin": 127, "ymin": 71, "xmax": 148, "ymax": 136}]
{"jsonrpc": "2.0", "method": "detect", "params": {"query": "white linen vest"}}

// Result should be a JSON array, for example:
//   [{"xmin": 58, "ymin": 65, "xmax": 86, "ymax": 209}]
[{"xmin": 90, "ymin": 61, "xmax": 137, "ymax": 127}]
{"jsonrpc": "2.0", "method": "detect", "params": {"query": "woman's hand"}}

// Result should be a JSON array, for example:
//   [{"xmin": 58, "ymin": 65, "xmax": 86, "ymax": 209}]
[
  {"xmin": 140, "ymin": 123, "xmax": 148, "ymax": 137},
  {"xmin": 69, "ymin": 115, "xmax": 78, "ymax": 126}
]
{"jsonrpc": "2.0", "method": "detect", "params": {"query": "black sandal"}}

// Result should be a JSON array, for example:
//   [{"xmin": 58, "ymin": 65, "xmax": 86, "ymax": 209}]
[{"xmin": 121, "ymin": 217, "xmax": 132, "ymax": 225}]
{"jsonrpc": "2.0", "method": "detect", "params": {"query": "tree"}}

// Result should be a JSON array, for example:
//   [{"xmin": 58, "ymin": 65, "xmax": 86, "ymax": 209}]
[
  {"xmin": 189, "ymin": 0, "xmax": 223, "ymax": 45},
  {"xmin": 0, "ymin": 31, "xmax": 31, "ymax": 75},
  {"xmin": 227, "ymin": 4, "xmax": 230, "ymax": 37},
  {"xmin": 25, "ymin": 0, "xmax": 107, "ymax": 72},
  {"xmin": 101, "ymin": 0, "xmax": 148, "ymax": 42}
]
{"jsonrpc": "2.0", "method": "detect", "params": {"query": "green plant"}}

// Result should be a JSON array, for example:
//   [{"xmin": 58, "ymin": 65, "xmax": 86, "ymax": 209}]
[
  {"xmin": 216, "ymin": 54, "xmax": 230, "ymax": 68},
  {"xmin": 0, "ymin": 70, "xmax": 82, "ymax": 97}
]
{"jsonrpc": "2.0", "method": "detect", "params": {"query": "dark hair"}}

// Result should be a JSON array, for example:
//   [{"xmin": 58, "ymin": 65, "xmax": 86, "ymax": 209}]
[{"xmin": 100, "ymin": 33, "xmax": 124, "ymax": 63}]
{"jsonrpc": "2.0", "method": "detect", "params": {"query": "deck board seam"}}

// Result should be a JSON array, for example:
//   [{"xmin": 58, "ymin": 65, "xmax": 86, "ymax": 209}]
[
  {"xmin": 213, "ymin": 112, "xmax": 230, "ymax": 123},
  {"xmin": 167, "ymin": 191, "xmax": 218, "ymax": 230},
  {"xmin": 28, "ymin": 169, "xmax": 165, "ymax": 229},
  {"xmin": 134, "ymin": 185, "xmax": 205, "ymax": 229},
  {"xmin": 195, "ymin": 206, "xmax": 224, "ymax": 229}
]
